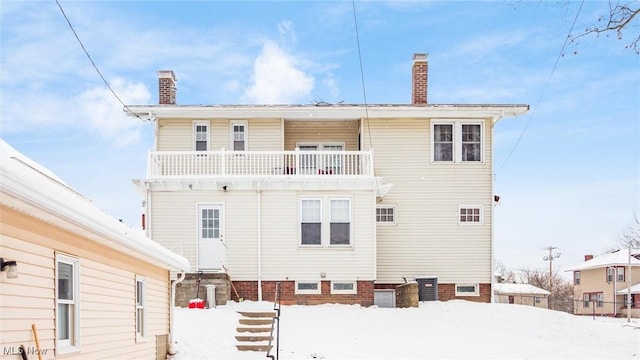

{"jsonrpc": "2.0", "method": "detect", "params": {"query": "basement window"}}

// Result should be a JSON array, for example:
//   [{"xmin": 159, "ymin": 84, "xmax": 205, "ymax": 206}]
[
  {"xmin": 295, "ymin": 281, "xmax": 321, "ymax": 295},
  {"xmin": 455, "ymin": 284, "xmax": 479, "ymax": 296},
  {"xmin": 331, "ymin": 281, "xmax": 357, "ymax": 295}
]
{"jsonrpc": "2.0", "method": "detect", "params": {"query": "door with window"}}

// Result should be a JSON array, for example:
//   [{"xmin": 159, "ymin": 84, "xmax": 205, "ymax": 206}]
[{"xmin": 198, "ymin": 204, "xmax": 225, "ymax": 270}]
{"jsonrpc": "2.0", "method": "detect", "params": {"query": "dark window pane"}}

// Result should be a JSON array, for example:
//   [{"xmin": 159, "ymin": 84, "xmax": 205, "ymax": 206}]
[
  {"xmin": 330, "ymin": 223, "xmax": 350, "ymax": 245},
  {"xmin": 196, "ymin": 141, "xmax": 207, "ymax": 151},
  {"xmin": 58, "ymin": 262, "xmax": 73, "ymax": 300},
  {"xmin": 301, "ymin": 223, "xmax": 321, "ymax": 245},
  {"xmin": 298, "ymin": 283, "xmax": 318, "ymax": 290},
  {"xmin": 434, "ymin": 143, "xmax": 453, "ymax": 161}
]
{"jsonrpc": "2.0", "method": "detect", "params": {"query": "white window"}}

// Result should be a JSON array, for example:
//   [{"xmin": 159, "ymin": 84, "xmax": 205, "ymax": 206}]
[
  {"xmin": 194, "ymin": 121, "xmax": 209, "ymax": 151},
  {"xmin": 376, "ymin": 205, "xmax": 396, "ymax": 225},
  {"xmin": 231, "ymin": 121, "xmax": 247, "ymax": 151},
  {"xmin": 300, "ymin": 198, "xmax": 322, "ymax": 245},
  {"xmin": 295, "ymin": 281, "xmax": 321, "ymax": 294},
  {"xmin": 431, "ymin": 120, "xmax": 484, "ymax": 163},
  {"xmin": 56, "ymin": 254, "xmax": 80, "ymax": 353},
  {"xmin": 583, "ymin": 293, "xmax": 590, "ymax": 308},
  {"xmin": 455, "ymin": 284, "xmax": 479, "ymax": 296},
  {"xmin": 574, "ymin": 271, "xmax": 580, "ymax": 285},
  {"xmin": 296, "ymin": 143, "xmax": 345, "ymax": 175},
  {"xmin": 596, "ymin": 293, "xmax": 604, "ymax": 307},
  {"xmin": 617, "ymin": 267, "xmax": 625, "ymax": 282},
  {"xmin": 534, "ymin": 297, "xmax": 541, "ymax": 304},
  {"xmin": 331, "ymin": 281, "xmax": 357, "ymax": 295},
  {"xmin": 459, "ymin": 205, "xmax": 482, "ymax": 224},
  {"xmin": 300, "ymin": 197, "xmax": 351, "ymax": 247},
  {"xmin": 330, "ymin": 199, "xmax": 351, "ymax": 245},
  {"xmin": 135, "ymin": 276, "xmax": 146, "ymax": 340},
  {"xmin": 607, "ymin": 267, "xmax": 615, "ymax": 282}
]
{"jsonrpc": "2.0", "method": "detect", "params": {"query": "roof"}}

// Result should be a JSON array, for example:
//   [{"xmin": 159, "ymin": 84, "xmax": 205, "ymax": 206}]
[
  {"xmin": 617, "ymin": 283, "xmax": 640, "ymax": 295},
  {"xmin": 0, "ymin": 140, "xmax": 190, "ymax": 272},
  {"xmin": 126, "ymin": 103, "xmax": 529, "ymax": 124},
  {"xmin": 494, "ymin": 283, "xmax": 550, "ymax": 296},
  {"xmin": 564, "ymin": 249, "xmax": 640, "ymax": 271}
]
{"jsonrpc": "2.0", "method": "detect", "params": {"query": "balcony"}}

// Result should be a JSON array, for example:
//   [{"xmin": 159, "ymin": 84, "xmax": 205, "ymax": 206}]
[{"xmin": 146, "ymin": 150, "xmax": 374, "ymax": 179}]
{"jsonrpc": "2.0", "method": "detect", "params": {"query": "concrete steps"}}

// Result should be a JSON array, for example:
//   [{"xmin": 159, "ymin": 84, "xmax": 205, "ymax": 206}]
[{"xmin": 235, "ymin": 311, "xmax": 276, "ymax": 352}]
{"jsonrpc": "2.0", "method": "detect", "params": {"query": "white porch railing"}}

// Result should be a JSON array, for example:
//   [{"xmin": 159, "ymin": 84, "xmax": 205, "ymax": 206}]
[{"xmin": 146, "ymin": 150, "xmax": 374, "ymax": 178}]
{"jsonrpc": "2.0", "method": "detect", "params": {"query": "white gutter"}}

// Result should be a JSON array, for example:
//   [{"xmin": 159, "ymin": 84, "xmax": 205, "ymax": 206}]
[
  {"xmin": 257, "ymin": 188, "xmax": 263, "ymax": 302},
  {"xmin": 168, "ymin": 271, "xmax": 186, "ymax": 355}
]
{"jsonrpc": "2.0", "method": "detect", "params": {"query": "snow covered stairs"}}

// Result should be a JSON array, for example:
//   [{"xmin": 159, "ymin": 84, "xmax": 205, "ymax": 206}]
[{"xmin": 235, "ymin": 311, "xmax": 276, "ymax": 352}]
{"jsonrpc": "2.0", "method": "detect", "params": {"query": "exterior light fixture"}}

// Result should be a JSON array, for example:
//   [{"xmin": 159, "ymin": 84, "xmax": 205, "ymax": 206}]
[{"xmin": 0, "ymin": 258, "xmax": 18, "ymax": 279}]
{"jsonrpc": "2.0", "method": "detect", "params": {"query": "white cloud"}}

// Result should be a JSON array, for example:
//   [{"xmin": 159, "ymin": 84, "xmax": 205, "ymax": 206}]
[
  {"xmin": 242, "ymin": 40, "xmax": 315, "ymax": 104},
  {"xmin": 77, "ymin": 79, "xmax": 151, "ymax": 148}
]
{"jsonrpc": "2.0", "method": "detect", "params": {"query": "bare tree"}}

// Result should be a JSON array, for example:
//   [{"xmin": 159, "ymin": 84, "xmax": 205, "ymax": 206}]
[
  {"xmin": 569, "ymin": 1, "xmax": 640, "ymax": 54},
  {"xmin": 521, "ymin": 268, "xmax": 574, "ymax": 313},
  {"xmin": 494, "ymin": 260, "xmax": 518, "ymax": 283},
  {"xmin": 620, "ymin": 215, "xmax": 640, "ymax": 248}
]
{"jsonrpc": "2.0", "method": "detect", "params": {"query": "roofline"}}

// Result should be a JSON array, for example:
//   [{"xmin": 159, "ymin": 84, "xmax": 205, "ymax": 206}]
[
  {"xmin": 125, "ymin": 104, "xmax": 530, "ymax": 123},
  {"xmin": 0, "ymin": 142, "xmax": 190, "ymax": 272}
]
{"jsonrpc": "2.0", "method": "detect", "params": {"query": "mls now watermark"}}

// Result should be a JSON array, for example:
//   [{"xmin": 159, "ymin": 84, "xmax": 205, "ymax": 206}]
[{"xmin": 3, "ymin": 346, "xmax": 49, "ymax": 356}]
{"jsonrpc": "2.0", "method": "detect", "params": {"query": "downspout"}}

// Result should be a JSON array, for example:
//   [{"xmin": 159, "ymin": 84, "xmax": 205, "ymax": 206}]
[
  {"xmin": 490, "ymin": 116, "xmax": 499, "ymax": 304},
  {"xmin": 168, "ymin": 271, "xmax": 186, "ymax": 355},
  {"xmin": 257, "ymin": 188, "xmax": 263, "ymax": 301}
]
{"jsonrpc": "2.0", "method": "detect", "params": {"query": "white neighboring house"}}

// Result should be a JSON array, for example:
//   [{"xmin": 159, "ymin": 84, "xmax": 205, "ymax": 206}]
[
  {"xmin": 494, "ymin": 283, "xmax": 550, "ymax": 308},
  {"xmin": 0, "ymin": 140, "xmax": 190, "ymax": 359},
  {"xmin": 126, "ymin": 53, "xmax": 529, "ymax": 306}
]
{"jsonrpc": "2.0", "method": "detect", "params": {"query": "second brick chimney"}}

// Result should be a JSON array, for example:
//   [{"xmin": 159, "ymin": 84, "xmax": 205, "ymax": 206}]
[
  {"xmin": 411, "ymin": 53, "xmax": 428, "ymax": 105},
  {"xmin": 584, "ymin": 255, "xmax": 594, "ymax": 261},
  {"xmin": 158, "ymin": 70, "xmax": 177, "ymax": 105}
]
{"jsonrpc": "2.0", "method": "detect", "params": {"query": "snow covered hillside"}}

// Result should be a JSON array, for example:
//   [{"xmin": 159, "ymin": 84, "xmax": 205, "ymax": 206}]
[{"xmin": 173, "ymin": 300, "xmax": 639, "ymax": 359}]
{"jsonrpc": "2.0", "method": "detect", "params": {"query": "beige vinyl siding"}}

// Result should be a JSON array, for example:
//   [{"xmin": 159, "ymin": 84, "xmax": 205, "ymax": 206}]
[
  {"xmin": 284, "ymin": 120, "xmax": 360, "ymax": 150},
  {"xmin": 157, "ymin": 118, "xmax": 283, "ymax": 151},
  {"xmin": 150, "ymin": 190, "xmax": 375, "ymax": 281},
  {"xmin": 1, "ymin": 205, "xmax": 170, "ymax": 360},
  {"xmin": 363, "ymin": 118, "xmax": 494, "ymax": 284},
  {"xmin": 260, "ymin": 191, "xmax": 375, "ymax": 281}
]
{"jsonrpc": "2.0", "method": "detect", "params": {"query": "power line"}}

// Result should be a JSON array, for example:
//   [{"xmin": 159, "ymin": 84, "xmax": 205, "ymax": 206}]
[
  {"xmin": 497, "ymin": 0, "xmax": 585, "ymax": 173},
  {"xmin": 55, "ymin": 0, "xmax": 145, "ymax": 122},
  {"xmin": 352, "ymin": 0, "xmax": 380, "ymax": 197}
]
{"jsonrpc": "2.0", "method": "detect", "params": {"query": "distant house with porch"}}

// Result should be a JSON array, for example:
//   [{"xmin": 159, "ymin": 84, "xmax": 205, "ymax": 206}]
[
  {"xmin": 566, "ymin": 249, "xmax": 640, "ymax": 318},
  {"xmin": 493, "ymin": 283, "xmax": 550, "ymax": 308}
]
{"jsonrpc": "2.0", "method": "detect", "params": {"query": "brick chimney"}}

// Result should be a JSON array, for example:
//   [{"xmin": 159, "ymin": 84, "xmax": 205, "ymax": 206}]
[
  {"xmin": 584, "ymin": 255, "xmax": 593, "ymax": 261},
  {"xmin": 411, "ymin": 53, "xmax": 428, "ymax": 105},
  {"xmin": 158, "ymin": 70, "xmax": 177, "ymax": 105}
]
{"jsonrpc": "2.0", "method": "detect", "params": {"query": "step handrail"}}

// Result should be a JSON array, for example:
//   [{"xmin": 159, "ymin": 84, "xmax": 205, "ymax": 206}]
[{"xmin": 266, "ymin": 282, "xmax": 281, "ymax": 360}]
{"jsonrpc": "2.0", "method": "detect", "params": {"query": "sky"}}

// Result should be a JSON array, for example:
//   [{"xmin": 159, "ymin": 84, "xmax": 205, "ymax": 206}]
[
  {"xmin": 1, "ymin": 1, "xmax": 638, "ymax": 277},
  {"xmin": 173, "ymin": 300, "xmax": 640, "ymax": 359}
]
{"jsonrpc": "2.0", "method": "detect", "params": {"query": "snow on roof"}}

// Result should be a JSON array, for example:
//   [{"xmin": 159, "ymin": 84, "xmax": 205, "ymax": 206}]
[
  {"xmin": 0, "ymin": 139, "xmax": 190, "ymax": 271},
  {"xmin": 493, "ymin": 283, "xmax": 550, "ymax": 296},
  {"xmin": 617, "ymin": 283, "xmax": 640, "ymax": 295},
  {"xmin": 564, "ymin": 249, "xmax": 640, "ymax": 271}
]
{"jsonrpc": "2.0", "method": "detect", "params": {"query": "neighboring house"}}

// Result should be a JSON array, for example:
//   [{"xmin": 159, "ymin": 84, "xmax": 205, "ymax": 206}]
[
  {"xmin": 493, "ymin": 283, "xmax": 550, "ymax": 308},
  {"xmin": 126, "ymin": 53, "xmax": 529, "ymax": 306},
  {"xmin": 566, "ymin": 249, "xmax": 640, "ymax": 318},
  {"xmin": 0, "ymin": 140, "xmax": 190, "ymax": 359}
]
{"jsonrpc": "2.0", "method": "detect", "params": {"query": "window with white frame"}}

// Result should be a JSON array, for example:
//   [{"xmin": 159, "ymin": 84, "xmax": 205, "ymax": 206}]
[
  {"xmin": 534, "ymin": 297, "xmax": 541, "ymax": 304},
  {"xmin": 231, "ymin": 121, "xmax": 247, "ymax": 151},
  {"xmin": 300, "ymin": 197, "xmax": 351, "ymax": 247},
  {"xmin": 459, "ymin": 205, "xmax": 482, "ymax": 224},
  {"xmin": 574, "ymin": 271, "xmax": 580, "ymax": 285},
  {"xmin": 455, "ymin": 284, "xmax": 479, "ymax": 296},
  {"xmin": 330, "ymin": 199, "xmax": 351, "ymax": 245},
  {"xmin": 617, "ymin": 267, "xmax": 625, "ymax": 282},
  {"xmin": 376, "ymin": 205, "xmax": 396, "ymax": 225},
  {"xmin": 300, "ymin": 198, "xmax": 322, "ymax": 245},
  {"xmin": 583, "ymin": 293, "xmax": 590, "ymax": 308},
  {"xmin": 431, "ymin": 120, "xmax": 483, "ymax": 163},
  {"xmin": 596, "ymin": 292, "xmax": 604, "ymax": 307},
  {"xmin": 331, "ymin": 281, "xmax": 357, "ymax": 295},
  {"xmin": 295, "ymin": 281, "xmax": 321, "ymax": 294},
  {"xmin": 135, "ymin": 276, "xmax": 146, "ymax": 340},
  {"xmin": 607, "ymin": 267, "xmax": 615, "ymax": 282},
  {"xmin": 56, "ymin": 254, "xmax": 80, "ymax": 352},
  {"xmin": 194, "ymin": 121, "xmax": 209, "ymax": 151}
]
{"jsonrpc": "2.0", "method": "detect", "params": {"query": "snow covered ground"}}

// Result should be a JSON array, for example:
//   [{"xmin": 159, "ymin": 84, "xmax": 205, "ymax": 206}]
[{"xmin": 173, "ymin": 300, "xmax": 640, "ymax": 359}]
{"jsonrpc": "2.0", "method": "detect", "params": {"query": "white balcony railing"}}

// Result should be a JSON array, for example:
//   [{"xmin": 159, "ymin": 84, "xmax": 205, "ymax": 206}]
[{"xmin": 146, "ymin": 150, "xmax": 374, "ymax": 178}]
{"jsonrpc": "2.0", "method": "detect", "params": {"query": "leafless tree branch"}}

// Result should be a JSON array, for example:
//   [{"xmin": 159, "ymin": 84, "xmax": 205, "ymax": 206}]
[{"xmin": 570, "ymin": 2, "xmax": 640, "ymax": 54}]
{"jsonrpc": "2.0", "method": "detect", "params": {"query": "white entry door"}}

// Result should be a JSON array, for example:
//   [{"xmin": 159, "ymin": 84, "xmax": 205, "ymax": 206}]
[{"xmin": 198, "ymin": 204, "xmax": 225, "ymax": 270}]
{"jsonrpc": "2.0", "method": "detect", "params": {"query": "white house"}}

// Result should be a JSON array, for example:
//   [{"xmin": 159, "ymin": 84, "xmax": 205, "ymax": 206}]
[{"xmin": 126, "ymin": 53, "xmax": 529, "ymax": 306}]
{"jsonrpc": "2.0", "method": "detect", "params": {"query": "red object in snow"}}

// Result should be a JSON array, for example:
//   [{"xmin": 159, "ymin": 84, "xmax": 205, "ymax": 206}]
[{"xmin": 188, "ymin": 299, "xmax": 205, "ymax": 309}]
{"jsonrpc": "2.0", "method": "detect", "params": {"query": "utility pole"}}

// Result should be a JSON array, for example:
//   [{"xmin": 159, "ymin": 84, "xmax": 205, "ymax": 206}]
[{"xmin": 543, "ymin": 246, "xmax": 561, "ymax": 309}]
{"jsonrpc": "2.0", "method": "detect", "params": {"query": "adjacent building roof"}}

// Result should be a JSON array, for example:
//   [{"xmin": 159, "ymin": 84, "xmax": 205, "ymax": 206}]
[
  {"xmin": 494, "ymin": 283, "xmax": 550, "ymax": 296},
  {"xmin": 0, "ymin": 140, "xmax": 190, "ymax": 272},
  {"xmin": 564, "ymin": 249, "xmax": 640, "ymax": 271},
  {"xmin": 617, "ymin": 283, "xmax": 640, "ymax": 295}
]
